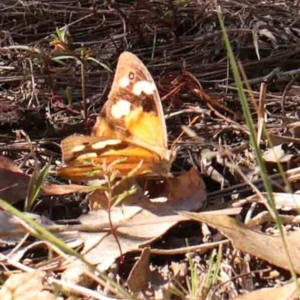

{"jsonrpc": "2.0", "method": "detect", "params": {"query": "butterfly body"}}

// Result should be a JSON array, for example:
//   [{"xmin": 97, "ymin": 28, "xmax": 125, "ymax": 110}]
[{"xmin": 57, "ymin": 51, "xmax": 174, "ymax": 181}]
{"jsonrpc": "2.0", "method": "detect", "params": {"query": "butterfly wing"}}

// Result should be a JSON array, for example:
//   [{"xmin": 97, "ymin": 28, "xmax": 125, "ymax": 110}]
[
  {"xmin": 57, "ymin": 135, "xmax": 167, "ymax": 181},
  {"xmin": 58, "ymin": 52, "xmax": 173, "ymax": 181},
  {"xmin": 92, "ymin": 52, "xmax": 170, "ymax": 160}
]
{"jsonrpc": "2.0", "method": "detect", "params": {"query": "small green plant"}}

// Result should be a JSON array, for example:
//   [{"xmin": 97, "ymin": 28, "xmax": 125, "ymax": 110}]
[
  {"xmin": 50, "ymin": 44, "xmax": 111, "ymax": 120},
  {"xmin": 85, "ymin": 158, "xmax": 143, "ymax": 261},
  {"xmin": 0, "ymin": 196, "xmax": 133, "ymax": 298},
  {"xmin": 50, "ymin": 27, "xmax": 71, "ymax": 53},
  {"xmin": 170, "ymin": 242, "xmax": 222, "ymax": 300},
  {"xmin": 173, "ymin": 0, "xmax": 190, "ymax": 7},
  {"xmin": 204, "ymin": 246, "xmax": 222, "ymax": 296},
  {"xmin": 25, "ymin": 160, "xmax": 51, "ymax": 212},
  {"xmin": 1, "ymin": 158, "xmax": 140, "ymax": 298},
  {"xmin": 49, "ymin": 26, "xmax": 112, "ymax": 120},
  {"xmin": 186, "ymin": 252, "xmax": 200, "ymax": 300},
  {"xmin": 65, "ymin": 86, "xmax": 73, "ymax": 106}
]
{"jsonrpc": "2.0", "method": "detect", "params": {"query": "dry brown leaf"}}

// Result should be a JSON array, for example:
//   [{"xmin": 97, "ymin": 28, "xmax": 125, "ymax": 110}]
[
  {"xmin": 79, "ymin": 168, "xmax": 206, "ymax": 269},
  {"xmin": 127, "ymin": 248, "xmax": 150, "ymax": 292},
  {"xmin": 0, "ymin": 156, "xmax": 24, "ymax": 173},
  {"xmin": 234, "ymin": 278, "xmax": 300, "ymax": 300},
  {"xmin": 0, "ymin": 155, "xmax": 90, "ymax": 204},
  {"xmin": 0, "ymin": 168, "xmax": 34, "ymax": 204},
  {"xmin": 168, "ymin": 167, "xmax": 206, "ymax": 202},
  {"xmin": 41, "ymin": 182, "xmax": 90, "ymax": 196},
  {"xmin": 180, "ymin": 212, "xmax": 300, "ymax": 274},
  {"xmin": 0, "ymin": 271, "xmax": 59, "ymax": 300}
]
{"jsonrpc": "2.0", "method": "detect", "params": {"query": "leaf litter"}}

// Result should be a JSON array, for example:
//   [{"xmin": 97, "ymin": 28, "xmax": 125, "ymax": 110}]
[
  {"xmin": 0, "ymin": 270, "xmax": 60, "ymax": 300},
  {"xmin": 79, "ymin": 168, "xmax": 206, "ymax": 269},
  {"xmin": 2, "ymin": 0, "xmax": 300, "ymax": 299},
  {"xmin": 180, "ymin": 212, "xmax": 300, "ymax": 274}
]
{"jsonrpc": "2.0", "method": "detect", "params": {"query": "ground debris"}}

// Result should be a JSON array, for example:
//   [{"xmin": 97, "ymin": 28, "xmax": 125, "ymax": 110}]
[{"xmin": 1, "ymin": 0, "xmax": 300, "ymax": 299}]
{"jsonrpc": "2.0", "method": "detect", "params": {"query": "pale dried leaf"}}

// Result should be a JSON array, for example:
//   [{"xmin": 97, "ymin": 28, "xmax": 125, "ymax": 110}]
[
  {"xmin": 0, "ymin": 271, "xmax": 58, "ymax": 300},
  {"xmin": 234, "ymin": 278, "xmax": 300, "ymax": 300},
  {"xmin": 0, "ymin": 211, "xmax": 56, "ymax": 245},
  {"xmin": 62, "ymin": 261, "xmax": 94, "ymax": 291},
  {"xmin": 262, "ymin": 145, "xmax": 293, "ymax": 163},
  {"xmin": 259, "ymin": 29, "xmax": 277, "ymax": 44},
  {"xmin": 80, "ymin": 231, "xmax": 144, "ymax": 270},
  {"xmin": 80, "ymin": 168, "xmax": 206, "ymax": 269},
  {"xmin": 252, "ymin": 21, "xmax": 267, "ymax": 60},
  {"xmin": 180, "ymin": 212, "xmax": 300, "ymax": 274}
]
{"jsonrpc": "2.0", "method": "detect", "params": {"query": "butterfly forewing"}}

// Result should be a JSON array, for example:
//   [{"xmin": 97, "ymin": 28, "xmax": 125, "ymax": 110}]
[{"xmin": 92, "ymin": 52, "xmax": 169, "ymax": 159}]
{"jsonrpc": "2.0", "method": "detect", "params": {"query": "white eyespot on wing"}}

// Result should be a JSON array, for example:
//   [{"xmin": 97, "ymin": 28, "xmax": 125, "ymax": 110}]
[
  {"xmin": 119, "ymin": 76, "xmax": 130, "ymax": 88},
  {"xmin": 76, "ymin": 153, "xmax": 98, "ymax": 160},
  {"xmin": 111, "ymin": 99, "xmax": 131, "ymax": 119},
  {"xmin": 149, "ymin": 197, "xmax": 168, "ymax": 203},
  {"xmin": 92, "ymin": 139, "xmax": 122, "ymax": 149},
  {"xmin": 72, "ymin": 145, "xmax": 86, "ymax": 152},
  {"xmin": 133, "ymin": 81, "xmax": 156, "ymax": 96}
]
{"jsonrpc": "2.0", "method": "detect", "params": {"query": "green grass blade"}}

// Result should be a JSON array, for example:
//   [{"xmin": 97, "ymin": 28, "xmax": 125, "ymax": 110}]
[
  {"xmin": 25, "ymin": 161, "xmax": 51, "ymax": 212},
  {"xmin": 216, "ymin": 5, "xmax": 300, "ymax": 296},
  {"xmin": 0, "ymin": 198, "xmax": 133, "ymax": 299}
]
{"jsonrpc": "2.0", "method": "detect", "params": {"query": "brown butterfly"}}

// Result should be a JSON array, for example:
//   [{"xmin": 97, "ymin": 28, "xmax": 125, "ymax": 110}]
[{"xmin": 57, "ymin": 51, "xmax": 175, "ymax": 181}]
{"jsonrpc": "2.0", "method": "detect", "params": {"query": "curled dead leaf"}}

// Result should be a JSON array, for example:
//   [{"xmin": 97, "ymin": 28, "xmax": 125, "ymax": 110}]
[
  {"xmin": 127, "ymin": 248, "xmax": 150, "ymax": 292},
  {"xmin": 180, "ymin": 212, "xmax": 300, "ymax": 274}
]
